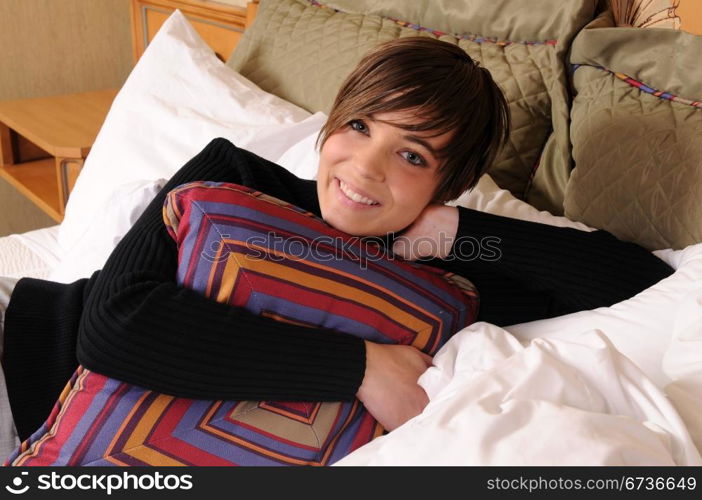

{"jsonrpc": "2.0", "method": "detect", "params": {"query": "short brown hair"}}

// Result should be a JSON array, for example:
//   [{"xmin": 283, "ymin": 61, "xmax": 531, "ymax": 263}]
[{"xmin": 318, "ymin": 37, "xmax": 511, "ymax": 203}]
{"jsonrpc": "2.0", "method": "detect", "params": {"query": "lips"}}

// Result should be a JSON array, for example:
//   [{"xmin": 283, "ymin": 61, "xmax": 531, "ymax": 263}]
[{"xmin": 336, "ymin": 178, "xmax": 380, "ymax": 206}]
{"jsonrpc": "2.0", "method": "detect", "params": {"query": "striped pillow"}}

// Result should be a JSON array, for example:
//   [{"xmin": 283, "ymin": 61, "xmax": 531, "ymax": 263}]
[{"xmin": 7, "ymin": 182, "xmax": 478, "ymax": 466}]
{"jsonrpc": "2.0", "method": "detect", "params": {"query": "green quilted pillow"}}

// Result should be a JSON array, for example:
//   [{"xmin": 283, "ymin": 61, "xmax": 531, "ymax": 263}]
[
  {"xmin": 564, "ymin": 12, "xmax": 702, "ymax": 251},
  {"xmin": 228, "ymin": 0, "xmax": 597, "ymax": 213}
]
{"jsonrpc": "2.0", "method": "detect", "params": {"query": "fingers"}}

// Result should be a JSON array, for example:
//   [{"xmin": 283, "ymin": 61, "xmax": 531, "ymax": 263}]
[
  {"xmin": 355, "ymin": 343, "xmax": 434, "ymax": 431},
  {"xmin": 405, "ymin": 345, "xmax": 433, "ymax": 367},
  {"xmin": 419, "ymin": 350, "xmax": 434, "ymax": 367}
]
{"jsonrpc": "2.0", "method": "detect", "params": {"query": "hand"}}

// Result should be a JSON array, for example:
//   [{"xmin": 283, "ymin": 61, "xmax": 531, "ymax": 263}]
[
  {"xmin": 392, "ymin": 205, "xmax": 459, "ymax": 260},
  {"xmin": 356, "ymin": 341, "xmax": 433, "ymax": 432}
]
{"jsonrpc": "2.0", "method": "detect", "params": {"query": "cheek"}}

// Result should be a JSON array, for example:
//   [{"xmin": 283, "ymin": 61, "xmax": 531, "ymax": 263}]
[
  {"xmin": 317, "ymin": 136, "xmax": 345, "ymax": 211},
  {"xmin": 389, "ymin": 171, "xmax": 437, "ymax": 212},
  {"xmin": 319, "ymin": 133, "xmax": 349, "ymax": 168}
]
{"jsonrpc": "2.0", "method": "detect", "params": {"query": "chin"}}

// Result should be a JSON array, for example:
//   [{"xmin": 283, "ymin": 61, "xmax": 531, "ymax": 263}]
[
  {"xmin": 322, "ymin": 214, "xmax": 375, "ymax": 236},
  {"xmin": 331, "ymin": 221, "xmax": 375, "ymax": 236}
]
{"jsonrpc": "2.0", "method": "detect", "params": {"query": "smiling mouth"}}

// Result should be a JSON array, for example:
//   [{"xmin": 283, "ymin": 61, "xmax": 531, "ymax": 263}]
[{"xmin": 337, "ymin": 178, "xmax": 380, "ymax": 206}]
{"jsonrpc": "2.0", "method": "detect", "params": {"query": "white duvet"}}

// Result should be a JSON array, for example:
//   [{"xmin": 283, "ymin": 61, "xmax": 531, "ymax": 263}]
[{"xmin": 336, "ymin": 244, "xmax": 702, "ymax": 466}]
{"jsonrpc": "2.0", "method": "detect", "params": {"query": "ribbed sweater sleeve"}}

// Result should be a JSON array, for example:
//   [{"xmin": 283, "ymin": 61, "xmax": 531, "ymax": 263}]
[
  {"xmin": 429, "ymin": 207, "xmax": 675, "ymax": 326},
  {"xmin": 4, "ymin": 277, "xmax": 90, "ymax": 441},
  {"xmin": 76, "ymin": 138, "xmax": 366, "ymax": 401}
]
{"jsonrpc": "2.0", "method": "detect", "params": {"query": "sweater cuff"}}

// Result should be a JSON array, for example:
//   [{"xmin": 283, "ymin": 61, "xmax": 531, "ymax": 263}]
[
  {"xmin": 448, "ymin": 206, "xmax": 479, "ymax": 260},
  {"xmin": 328, "ymin": 336, "xmax": 366, "ymax": 400}
]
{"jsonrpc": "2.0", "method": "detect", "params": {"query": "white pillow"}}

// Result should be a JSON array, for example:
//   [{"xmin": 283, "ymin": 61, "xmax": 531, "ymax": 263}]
[
  {"xmin": 449, "ymin": 175, "xmax": 595, "ymax": 231},
  {"xmin": 58, "ymin": 9, "xmax": 326, "ymax": 257},
  {"xmin": 276, "ymin": 128, "xmax": 323, "ymax": 180},
  {"xmin": 50, "ymin": 179, "xmax": 166, "ymax": 283}
]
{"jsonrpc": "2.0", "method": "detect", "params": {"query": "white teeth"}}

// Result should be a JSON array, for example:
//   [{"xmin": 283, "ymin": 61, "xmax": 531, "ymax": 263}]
[{"xmin": 339, "ymin": 180, "xmax": 379, "ymax": 205}]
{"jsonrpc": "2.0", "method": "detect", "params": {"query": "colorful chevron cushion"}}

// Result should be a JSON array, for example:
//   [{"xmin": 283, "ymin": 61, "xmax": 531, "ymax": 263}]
[{"xmin": 7, "ymin": 182, "xmax": 478, "ymax": 466}]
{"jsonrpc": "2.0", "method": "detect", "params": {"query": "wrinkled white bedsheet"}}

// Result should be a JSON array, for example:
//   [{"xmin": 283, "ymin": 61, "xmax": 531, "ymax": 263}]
[
  {"xmin": 337, "ymin": 320, "xmax": 702, "ymax": 466},
  {"xmin": 0, "ymin": 225, "xmax": 60, "ymax": 280},
  {"xmin": 337, "ymin": 245, "xmax": 702, "ymax": 466}
]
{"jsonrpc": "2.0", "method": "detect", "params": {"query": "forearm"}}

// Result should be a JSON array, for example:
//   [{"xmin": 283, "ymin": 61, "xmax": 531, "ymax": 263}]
[
  {"xmin": 440, "ymin": 207, "xmax": 674, "ymax": 312},
  {"xmin": 78, "ymin": 278, "xmax": 365, "ymax": 400}
]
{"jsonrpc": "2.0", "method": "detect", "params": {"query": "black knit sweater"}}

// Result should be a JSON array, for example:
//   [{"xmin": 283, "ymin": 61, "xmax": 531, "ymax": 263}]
[{"xmin": 3, "ymin": 138, "xmax": 674, "ymax": 440}]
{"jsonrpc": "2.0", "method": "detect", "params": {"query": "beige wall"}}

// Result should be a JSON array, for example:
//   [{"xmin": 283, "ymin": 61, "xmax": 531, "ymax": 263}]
[
  {"xmin": 678, "ymin": 0, "xmax": 702, "ymax": 35},
  {"xmin": 0, "ymin": 0, "xmax": 133, "ymax": 237}
]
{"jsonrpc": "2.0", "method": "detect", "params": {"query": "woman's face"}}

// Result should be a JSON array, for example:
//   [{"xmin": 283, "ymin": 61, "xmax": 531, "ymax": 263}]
[{"xmin": 317, "ymin": 110, "xmax": 452, "ymax": 236}]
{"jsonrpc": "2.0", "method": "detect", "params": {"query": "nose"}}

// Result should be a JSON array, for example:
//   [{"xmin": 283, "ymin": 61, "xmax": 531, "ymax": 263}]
[{"xmin": 353, "ymin": 143, "xmax": 386, "ymax": 182}]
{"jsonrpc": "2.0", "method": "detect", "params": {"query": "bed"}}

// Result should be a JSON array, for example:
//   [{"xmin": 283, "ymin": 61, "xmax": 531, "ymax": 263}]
[{"xmin": 2, "ymin": 0, "xmax": 701, "ymax": 465}]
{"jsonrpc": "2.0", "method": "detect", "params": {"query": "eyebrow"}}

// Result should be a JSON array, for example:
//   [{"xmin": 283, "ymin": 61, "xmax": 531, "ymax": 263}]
[
  {"xmin": 403, "ymin": 134, "xmax": 439, "ymax": 159},
  {"xmin": 368, "ymin": 116, "xmax": 442, "ymax": 160}
]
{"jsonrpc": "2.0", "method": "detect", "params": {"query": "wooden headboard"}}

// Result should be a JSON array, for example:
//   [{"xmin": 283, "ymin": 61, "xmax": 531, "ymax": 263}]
[{"xmin": 130, "ymin": 0, "xmax": 259, "ymax": 63}]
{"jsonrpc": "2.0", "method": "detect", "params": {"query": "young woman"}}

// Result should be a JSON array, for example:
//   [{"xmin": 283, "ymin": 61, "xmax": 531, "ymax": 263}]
[{"xmin": 3, "ymin": 38, "xmax": 673, "ymax": 441}]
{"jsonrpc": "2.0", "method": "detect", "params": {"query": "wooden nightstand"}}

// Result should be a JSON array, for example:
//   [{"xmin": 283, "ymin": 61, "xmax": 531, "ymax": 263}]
[{"xmin": 0, "ymin": 89, "xmax": 117, "ymax": 223}]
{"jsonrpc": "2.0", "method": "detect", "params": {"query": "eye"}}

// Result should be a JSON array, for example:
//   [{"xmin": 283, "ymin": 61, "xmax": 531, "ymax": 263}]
[
  {"xmin": 349, "ymin": 119, "xmax": 369, "ymax": 135},
  {"xmin": 401, "ymin": 151, "xmax": 427, "ymax": 167}
]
